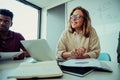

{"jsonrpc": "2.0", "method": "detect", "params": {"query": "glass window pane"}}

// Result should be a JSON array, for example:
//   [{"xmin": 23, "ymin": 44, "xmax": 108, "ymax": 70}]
[{"xmin": 0, "ymin": 0, "xmax": 38, "ymax": 40}]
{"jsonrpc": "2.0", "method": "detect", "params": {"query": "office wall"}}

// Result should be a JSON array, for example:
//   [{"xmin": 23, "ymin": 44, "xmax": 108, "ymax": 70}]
[
  {"xmin": 46, "ymin": 4, "xmax": 65, "ymax": 53},
  {"xmin": 66, "ymin": 0, "xmax": 120, "ymax": 62}
]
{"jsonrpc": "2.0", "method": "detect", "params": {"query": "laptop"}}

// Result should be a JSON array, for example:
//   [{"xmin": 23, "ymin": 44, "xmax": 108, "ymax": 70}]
[{"xmin": 21, "ymin": 39, "xmax": 56, "ymax": 61}]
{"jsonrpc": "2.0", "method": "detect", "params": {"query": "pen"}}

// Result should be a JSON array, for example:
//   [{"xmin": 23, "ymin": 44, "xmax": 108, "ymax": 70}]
[{"xmin": 75, "ymin": 62, "xmax": 89, "ymax": 64}]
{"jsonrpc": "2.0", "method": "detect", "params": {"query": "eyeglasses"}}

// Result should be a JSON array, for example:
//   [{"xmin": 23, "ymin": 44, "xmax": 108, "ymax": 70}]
[{"xmin": 70, "ymin": 14, "xmax": 83, "ymax": 19}]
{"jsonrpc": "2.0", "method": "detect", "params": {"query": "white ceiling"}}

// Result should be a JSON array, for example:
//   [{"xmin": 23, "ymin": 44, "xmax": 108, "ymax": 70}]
[{"xmin": 26, "ymin": 0, "xmax": 73, "ymax": 9}]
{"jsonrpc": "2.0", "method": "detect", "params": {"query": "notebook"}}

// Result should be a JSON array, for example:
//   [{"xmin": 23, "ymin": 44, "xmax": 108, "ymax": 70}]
[
  {"xmin": 59, "ymin": 59, "xmax": 112, "ymax": 77},
  {"xmin": 8, "ymin": 60, "xmax": 63, "ymax": 79},
  {"xmin": 20, "ymin": 39, "xmax": 56, "ymax": 61}
]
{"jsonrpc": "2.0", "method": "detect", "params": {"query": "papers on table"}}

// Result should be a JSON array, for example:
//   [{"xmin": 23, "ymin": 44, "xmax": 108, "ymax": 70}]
[
  {"xmin": 0, "ymin": 51, "xmax": 23, "ymax": 60},
  {"xmin": 60, "ymin": 59, "xmax": 101, "ymax": 67}
]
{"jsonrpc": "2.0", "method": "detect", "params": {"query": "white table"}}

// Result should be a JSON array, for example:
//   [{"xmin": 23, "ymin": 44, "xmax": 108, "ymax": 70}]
[{"xmin": 0, "ymin": 58, "xmax": 120, "ymax": 80}]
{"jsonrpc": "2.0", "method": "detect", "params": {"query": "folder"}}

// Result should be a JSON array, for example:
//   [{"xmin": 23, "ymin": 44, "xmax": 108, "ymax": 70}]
[{"xmin": 59, "ymin": 59, "xmax": 112, "ymax": 77}]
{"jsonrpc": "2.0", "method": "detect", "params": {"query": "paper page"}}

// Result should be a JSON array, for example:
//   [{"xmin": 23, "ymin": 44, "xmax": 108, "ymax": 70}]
[
  {"xmin": 0, "ymin": 51, "xmax": 23, "ymax": 60},
  {"xmin": 60, "ymin": 59, "xmax": 101, "ymax": 68}
]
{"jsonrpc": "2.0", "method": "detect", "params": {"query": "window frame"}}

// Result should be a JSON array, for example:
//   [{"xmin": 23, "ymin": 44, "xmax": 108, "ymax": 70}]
[{"xmin": 17, "ymin": 0, "xmax": 42, "ymax": 39}]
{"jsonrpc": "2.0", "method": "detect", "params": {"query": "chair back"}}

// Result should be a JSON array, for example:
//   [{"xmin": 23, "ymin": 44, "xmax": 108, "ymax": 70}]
[{"xmin": 97, "ymin": 52, "xmax": 111, "ymax": 61}]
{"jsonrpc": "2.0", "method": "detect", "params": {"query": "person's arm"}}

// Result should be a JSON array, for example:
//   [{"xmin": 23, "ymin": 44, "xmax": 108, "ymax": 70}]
[
  {"xmin": 23, "ymin": 51, "xmax": 30, "ymax": 57},
  {"xmin": 14, "ymin": 33, "xmax": 30, "ymax": 60},
  {"xmin": 57, "ymin": 31, "xmax": 68, "ymax": 60},
  {"xmin": 13, "ymin": 51, "xmax": 30, "ymax": 60},
  {"xmin": 19, "ymin": 34, "xmax": 31, "ymax": 58},
  {"xmin": 84, "ymin": 27, "xmax": 100, "ymax": 58}
]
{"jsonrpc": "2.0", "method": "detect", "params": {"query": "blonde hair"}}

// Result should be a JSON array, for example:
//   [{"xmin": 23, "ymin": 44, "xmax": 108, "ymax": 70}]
[{"xmin": 68, "ymin": 6, "xmax": 91, "ymax": 37}]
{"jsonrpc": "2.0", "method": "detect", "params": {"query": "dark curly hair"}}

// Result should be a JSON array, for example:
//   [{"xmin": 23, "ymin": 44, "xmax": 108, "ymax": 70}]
[{"xmin": 0, "ymin": 9, "xmax": 14, "ymax": 20}]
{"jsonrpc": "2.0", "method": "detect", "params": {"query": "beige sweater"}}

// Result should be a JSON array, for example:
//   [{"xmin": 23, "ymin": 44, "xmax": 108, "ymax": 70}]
[{"xmin": 56, "ymin": 27, "xmax": 100, "ymax": 59}]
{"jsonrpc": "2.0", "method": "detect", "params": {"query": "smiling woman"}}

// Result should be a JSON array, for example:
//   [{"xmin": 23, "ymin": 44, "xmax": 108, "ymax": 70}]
[{"xmin": 0, "ymin": 0, "xmax": 38, "ymax": 40}]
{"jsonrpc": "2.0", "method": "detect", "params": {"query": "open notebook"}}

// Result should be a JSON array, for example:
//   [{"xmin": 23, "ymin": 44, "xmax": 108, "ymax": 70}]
[{"xmin": 8, "ymin": 39, "xmax": 63, "ymax": 79}]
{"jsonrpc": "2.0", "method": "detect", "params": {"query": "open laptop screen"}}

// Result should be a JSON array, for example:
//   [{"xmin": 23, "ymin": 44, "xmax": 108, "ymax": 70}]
[{"xmin": 21, "ymin": 39, "xmax": 56, "ymax": 61}]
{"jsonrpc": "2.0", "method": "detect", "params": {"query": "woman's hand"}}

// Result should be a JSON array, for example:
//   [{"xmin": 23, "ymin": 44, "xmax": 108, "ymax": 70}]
[
  {"xmin": 61, "ymin": 47, "xmax": 89, "ymax": 59},
  {"xmin": 70, "ymin": 47, "xmax": 87, "ymax": 59}
]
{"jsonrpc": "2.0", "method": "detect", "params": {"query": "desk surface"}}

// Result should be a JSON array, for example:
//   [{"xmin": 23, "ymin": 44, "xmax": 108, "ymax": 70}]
[{"xmin": 0, "ymin": 58, "xmax": 120, "ymax": 80}]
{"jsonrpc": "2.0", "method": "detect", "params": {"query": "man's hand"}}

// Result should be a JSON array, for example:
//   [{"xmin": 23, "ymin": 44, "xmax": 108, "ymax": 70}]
[
  {"xmin": 13, "ymin": 51, "xmax": 30, "ymax": 60},
  {"xmin": 13, "ymin": 52, "xmax": 25, "ymax": 60}
]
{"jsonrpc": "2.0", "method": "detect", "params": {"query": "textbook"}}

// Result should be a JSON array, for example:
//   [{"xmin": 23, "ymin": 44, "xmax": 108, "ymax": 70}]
[
  {"xmin": 8, "ymin": 60, "xmax": 63, "ymax": 79},
  {"xmin": 59, "ymin": 59, "xmax": 112, "ymax": 77}
]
